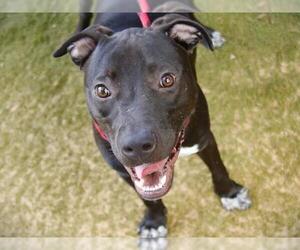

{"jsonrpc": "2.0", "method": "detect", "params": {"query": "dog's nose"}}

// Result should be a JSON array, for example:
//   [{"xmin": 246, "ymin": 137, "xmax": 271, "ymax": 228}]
[{"xmin": 121, "ymin": 130, "xmax": 156, "ymax": 160}]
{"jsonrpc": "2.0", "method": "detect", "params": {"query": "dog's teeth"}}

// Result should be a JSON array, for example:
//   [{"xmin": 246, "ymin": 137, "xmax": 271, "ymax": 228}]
[
  {"xmin": 134, "ymin": 181, "xmax": 141, "ymax": 189},
  {"xmin": 135, "ymin": 173, "xmax": 168, "ymax": 193},
  {"xmin": 140, "ymin": 179, "xmax": 144, "ymax": 186},
  {"xmin": 160, "ymin": 175, "xmax": 167, "ymax": 186},
  {"xmin": 135, "ymin": 179, "xmax": 144, "ymax": 189}
]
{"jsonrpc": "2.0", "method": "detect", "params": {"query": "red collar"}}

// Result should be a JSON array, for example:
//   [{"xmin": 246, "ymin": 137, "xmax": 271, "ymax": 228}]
[{"xmin": 93, "ymin": 120, "xmax": 109, "ymax": 141}]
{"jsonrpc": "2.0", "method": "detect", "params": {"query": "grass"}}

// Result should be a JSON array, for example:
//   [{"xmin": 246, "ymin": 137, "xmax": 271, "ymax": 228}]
[{"xmin": 0, "ymin": 13, "xmax": 299, "ymax": 237}]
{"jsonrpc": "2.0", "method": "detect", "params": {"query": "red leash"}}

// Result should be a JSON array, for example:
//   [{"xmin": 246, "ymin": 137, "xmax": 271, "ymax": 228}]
[{"xmin": 137, "ymin": 0, "xmax": 151, "ymax": 28}]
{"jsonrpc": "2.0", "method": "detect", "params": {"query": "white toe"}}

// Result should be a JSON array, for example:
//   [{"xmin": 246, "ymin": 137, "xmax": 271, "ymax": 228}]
[
  {"xmin": 221, "ymin": 188, "xmax": 251, "ymax": 211},
  {"xmin": 140, "ymin": 228, "xmax": 150, "ymax": 238},
  {"xmin": 139, "ymin": 239, "xmax": 150, "ymax": 250},
  {"xmin": 157, "ymin": 237, "xmax": 168, "ymax": 249},
  {"xmin": 157, "ymin": 225, "xmax": 168, "ymax": 237},
  {"xmin": 150, "ymin": 228, "xmax": 159, "ymax": 238}
]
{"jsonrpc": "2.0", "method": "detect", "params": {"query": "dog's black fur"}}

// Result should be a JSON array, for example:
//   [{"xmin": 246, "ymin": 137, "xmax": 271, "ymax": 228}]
[{"xmin": 53, "ymin": 0, "xmax": 250, "ymax": 238}]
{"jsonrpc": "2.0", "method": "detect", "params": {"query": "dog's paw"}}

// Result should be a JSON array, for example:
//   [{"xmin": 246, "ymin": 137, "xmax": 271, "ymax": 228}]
[
  {"xmin": 139, "ymin": 207, "xmax": 167, "ymax": 238},
  {"xmin": 139, "ymin": 225, "xmax": 168, "ymax": 238},
  {"xmin": 220, "ymin": 188, "xmax": 251, "ymax": 211},
  {"xmin": 138, "ymin": 234, "xmax": 168, "ymax": 250},
  {"xmin": 211, "ymin": 31, "xmax": 226, "ymax": 49}
]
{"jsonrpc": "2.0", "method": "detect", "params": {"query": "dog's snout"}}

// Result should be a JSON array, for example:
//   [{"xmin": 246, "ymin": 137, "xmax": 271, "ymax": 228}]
[{"xmin": 121, "ymin": 130, "xmax": 156, "ymax": 160}]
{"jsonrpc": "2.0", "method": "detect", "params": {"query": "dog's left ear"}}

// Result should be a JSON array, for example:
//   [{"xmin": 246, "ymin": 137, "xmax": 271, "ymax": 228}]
[
  {"xmin": 53, "ymin": 25, "xmax": 113, "ymax": 68},
  {"xmin": 151, "ymin": 14, "xmax": 214, "ymax": 52}
]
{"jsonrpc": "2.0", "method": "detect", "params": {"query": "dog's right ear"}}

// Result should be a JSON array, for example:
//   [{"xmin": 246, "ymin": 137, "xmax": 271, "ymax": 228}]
[
  {"xmin": 53, "ymin": 25, "xmax": 113, "ymax": 67},
  {"xmin": 151, "ymin": 14, "xmax": 214, "ymax": 52}
]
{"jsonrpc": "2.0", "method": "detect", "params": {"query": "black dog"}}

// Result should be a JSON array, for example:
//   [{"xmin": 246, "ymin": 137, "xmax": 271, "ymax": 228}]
[{"xmin": 53, "ymin": 0, "xmax": 251, "ymax": 238}]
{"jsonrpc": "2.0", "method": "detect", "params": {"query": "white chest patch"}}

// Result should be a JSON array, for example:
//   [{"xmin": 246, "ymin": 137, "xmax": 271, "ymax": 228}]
[{"xmin": 179, "ymin": 145, "xmax": 199, "ymax": 157}]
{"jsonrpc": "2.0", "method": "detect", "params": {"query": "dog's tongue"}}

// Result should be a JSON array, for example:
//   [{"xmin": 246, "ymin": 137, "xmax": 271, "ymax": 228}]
[{"xmin": 134, "ymin": 158, "xmax": 167, "ymax": 179}]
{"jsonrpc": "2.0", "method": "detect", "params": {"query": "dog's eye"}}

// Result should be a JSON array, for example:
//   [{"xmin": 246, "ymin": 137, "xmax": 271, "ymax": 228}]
[
  {"xmin": 95, "ymin": 84, "xmax": 111, "ymax": 98},
  {"xmin": 160, "ymin": 73, "xmax": 176, "ymax": 88}
]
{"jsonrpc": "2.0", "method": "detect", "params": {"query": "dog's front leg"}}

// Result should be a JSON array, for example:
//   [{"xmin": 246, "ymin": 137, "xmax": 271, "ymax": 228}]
[
  {"xmin": 197, "ymin": 131, "xmax": 251, "ymax": 211},
  {"xmin": 118, "ymin": 174, "xmax": 168, "ymax": 238}
]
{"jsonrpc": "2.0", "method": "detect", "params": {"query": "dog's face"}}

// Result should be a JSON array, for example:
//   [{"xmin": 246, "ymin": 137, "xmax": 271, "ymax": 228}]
[
  {"xmin": 86, "ymin": 29, "xmax": 198, "ymax": 200},
  {"xmin": 54, "ymin": 15, "xmax": 213, "ymax": 200}
]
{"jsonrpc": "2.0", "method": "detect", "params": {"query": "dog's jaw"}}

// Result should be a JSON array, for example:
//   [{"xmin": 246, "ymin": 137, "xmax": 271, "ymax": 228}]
[{"xmin": 125, "ymin": 128, "xmax": 185, "ymax": 200}]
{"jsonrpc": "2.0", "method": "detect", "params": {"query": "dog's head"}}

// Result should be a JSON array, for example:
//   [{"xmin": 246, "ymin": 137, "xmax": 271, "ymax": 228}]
[{"xmin": 54, "ymin": 14, "xmax": 213, "ymax": 200}]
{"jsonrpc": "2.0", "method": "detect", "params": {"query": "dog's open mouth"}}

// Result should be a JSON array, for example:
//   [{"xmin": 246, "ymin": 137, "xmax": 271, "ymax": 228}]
[{"xmin": 125, "ymin": 128, "xmax": 185, "ymax": 201}]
